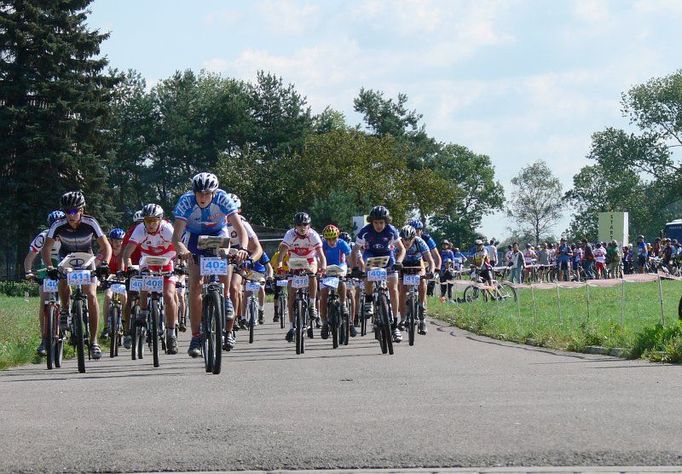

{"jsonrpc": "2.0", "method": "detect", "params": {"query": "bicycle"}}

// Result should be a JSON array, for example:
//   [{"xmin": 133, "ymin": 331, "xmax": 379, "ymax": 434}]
[
  {"xmin": 274, "ymin": 276, "xmax": 289, "ymax": 330},
  {"xmin": 321, "ymin": 265, "xmax": 349, "ymax": 349},
  {"xmin": 287, "ymin": 256, "xmax": 316, "ymax": 355},
  {"xmin": 127, "ymin": 271, "xmax": 145, "ymax": 361},
  {"xmin": 175, "ymin": 264, "xmax": 189, "ymax": 334},
  {"xmin": 401, "ymin": 267, "xmax": 427, "ymax": 347},
  {"xmin": 353, "ymin": 277, "xmax": 368, "ymax": 337},
  {"xmin": 54, "ymin": 252, "xmax": 96, "ymax": 373},
  {"xmin": 101, "ymin": 276, "xmax": 127, "ymax": 358},
  {"xmin": 242, "ymin": 268, "xmax": 265, "ymax": 344},
  {"xmin": 463, "ymin": 270, "xmax": 518, "ymax": 303},
  {"xmin": 364, "ymin": 256, "xmax": 394, "ymax": 356},
  {"xmin": 138, "ymin": 256, "xmax": 174, "ymax": 368},
  {"xmin": 37, "ymin": 274, "xmax": 62, "ymax": 370}
]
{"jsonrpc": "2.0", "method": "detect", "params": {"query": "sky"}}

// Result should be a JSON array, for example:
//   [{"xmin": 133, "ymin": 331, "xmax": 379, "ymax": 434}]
[{"xmin": 87, "ymin": 0, "xmax": 682, "ymax": 239}]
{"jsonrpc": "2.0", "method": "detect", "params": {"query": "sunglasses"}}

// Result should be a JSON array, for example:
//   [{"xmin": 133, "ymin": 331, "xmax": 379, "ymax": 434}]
[
  {"xmin": 144, "ymin": 217, "xmax": 161, "ymax": 224},
  {"xmin": 66, "ymin": 208, "xmax": 82, "ymax": 216}
]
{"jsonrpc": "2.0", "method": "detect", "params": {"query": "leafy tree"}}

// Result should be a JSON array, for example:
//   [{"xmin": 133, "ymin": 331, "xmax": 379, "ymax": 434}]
[
  {"xmin": 0, "ymin": 0, "xmax": 117, "ymax": 276},
  {"xmin": 507, "ymin": 160, "xmax": 563, "ymax": 245}
]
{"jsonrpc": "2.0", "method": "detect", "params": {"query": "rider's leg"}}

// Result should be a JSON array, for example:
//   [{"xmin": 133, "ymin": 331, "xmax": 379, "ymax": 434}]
[
  {"xmin": 163, "ymin": 280, "xmax": 177, "ymax": 332},
  {"xmin": 188, "ymin": 258, "xmax": 203, "ymax": 336},
  {"xmin": 319, "ymin": 287, "xmax": 329, "ymax": 323},
  {"xmin": 86, "ymin": 283, "xmax": 99, "ymax": 344}
]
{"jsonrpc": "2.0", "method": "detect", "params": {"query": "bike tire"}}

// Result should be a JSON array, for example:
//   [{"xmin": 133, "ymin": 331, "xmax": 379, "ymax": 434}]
[
  {"xmin": 202, "ymin": 293, "xmax": 212, "ymax": 372},
  {"xmin": 295, "ymin": 298, "xmax": 303, "ymax": 355},
  {"xmin": 498, "ymin": 283, "xmax": 518, "ymax": 302},
  {"xmin": 407, "ymin": 297, "xmax": 416, "ymax": 347},
  {"xmin": 380, "ymin": 293, "xmax": 394, "ymax": 355},
  {"xmin": 331, "ymin": 300, "xmax": 339, "ymax": 349},
  {"xmin": 115, "ymin": 306, "xmax": 121, "ymax": 357},
  {"xmin": 108, "ymin": 306, "xmax": 117, "ymax": 358},
  {"xmin": 463, "ymin": 285, "xmax": 479, "ymax": 302},
  {"xmin": 131, "ymin": 304, "xmax": 140, "ymax": 360},
  {"xmin": 343, "ymin": 301, "xmax": 350, "ymax": 346},
  {"xmin": 46, "ymin": 304, "xmax": 56, "ymax": 370},
  {"xmin": 375, "ymin": 297, "xmax": 387, "ymax": 354},
  {"xmin": 151, "ymin": 300, "xmax": 160, "ymax": 368},
  {"xmin": 73, "ymin": 300, "xmax": 86, "ymax": 373},
  {"xmin": 249, "ymin": 297, "xmax": 257, "ymax": 344},
  {"xmin": 210, "ymin": 290, "xmax": 223, "ymax": 374},
  {"xmin": 279, "ymin": 295, "xmax": 286, "ymax": 329}
]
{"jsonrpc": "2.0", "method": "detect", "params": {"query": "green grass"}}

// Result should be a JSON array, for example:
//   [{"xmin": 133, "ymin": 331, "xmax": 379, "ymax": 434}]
[{"xmin": 429, "ymin": 279, "xmax": 682, "ymax": 362}]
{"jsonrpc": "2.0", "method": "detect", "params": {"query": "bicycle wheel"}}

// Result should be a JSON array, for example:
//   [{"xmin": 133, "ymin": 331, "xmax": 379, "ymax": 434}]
[
  {"xmin": 46, "ymin": 304, "xmax": 56, "ymax": 370},
  {"xmin": 407, "ymin": 296, "xmax": 416, "ymax": 347},
  {"xmin": 295, "ymin": 297, "xmax": 303, "ymax": 355},
  {"xmin": 131, "ymin": 304, "xmax": 140, "ymax": 360},
  {"xmin": 380, "ymin": 293, "xmax": 394, "ymax": 355},
  {"xmin": 108, "ymin": 306, "xmax": 117, "ymax": 358},
  {"xmin": 209, "ymin": 290, "xmax": 223, "ymax": 374},
  {"xmin": 151, "ymin": 300, "xmax": 160, "ymax": 368},
  {"xmin": 55, "ymin": 316, "xmax": 63, "ymax": 368},
  {"xmin": 496, "ymin": 283, "xmax": 518, "ymax": 302},
  {"xmin": 248, "ymin": 297, "xmax": 257, "ymax": 344},
  {"xmin": 463, "ymin": 285, "xmax": 479, "ymax": 302},
  {"xmin": 201, "ymin": 295, "xmax": 213, "ymax": 372},
  {"xmin": 279, "ymin": 295, "xmax": 286, "ymax": 329},
  {"xmin": 374, "ymin": 297, "xmax": 387, "ymax": 354},
  {"xmin": 72, "ymin": 300, "xmax": 86, "ymax": 373},
  {"xmin": 330, "ymin": 299, "xmax": 339, "ymax": 349},
  {"xmin": 342, "ymin": 301, "xmax": 350, "ymax": 346}
]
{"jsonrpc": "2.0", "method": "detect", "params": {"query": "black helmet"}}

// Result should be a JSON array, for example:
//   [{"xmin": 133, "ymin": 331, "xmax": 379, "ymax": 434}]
[
  {"xmin": 339, "ymin": 232, "xmax": 351, "ymax": 243},
  {"xmin": 368, "ymin": 205, "xmax": 390, "ymax": 223},
  {"xmin": 192, "ymin": 172, "xmax": 219, "ymax": 193},
  {"xmin": 294, "ymin": 212, "xmax": 311, "ymax": 226},
  {"xmin": 61, "ymin": 191, "xmax": 85, "ymax": 210}
]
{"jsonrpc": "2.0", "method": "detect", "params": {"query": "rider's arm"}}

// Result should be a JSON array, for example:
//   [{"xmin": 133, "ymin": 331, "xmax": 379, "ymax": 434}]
[
  {"xmin": 315, "ymin": 246, "xmax": 327, "ymax": 273},
  {"xmin": 423, "ymin": 250, "xmax": 435, "ymax": 273},
  {"xmin": 121, "ymin": 241, "xmax": 137, "ymax": 270},
  {"xmin": 172, "ymin": 219, "xmax": 190, "ymax": 259},
  {"xmin": 394, "ymin": 239, "xmax": 406, "ymax": 263},
  {"xmin": 430, "ymin": 247, "xmax": 441, "ymax": 271},
  {"xmin": 96, "ymin": 235, "xmax": 112, "ymax": 266},
  {"xmin": 274, "ymin": 242, "xmax": 287, "ymax": 271},
  {"xmin": 41, "ymin": 237, "xmax": 56, "ymax": 269},
  {"xmin": 23, "ymin": 250, "xmax": 38, "ymax": 275},
  {"xmin": 247, "ymin": 236, "xmax": 263, "ymax": 262},
  {"xmin": 265, "ymin": 262, "xmax": 274, "ymax": 279},
  {"xmin": 226, "ymin": 213, "xmax": 248, "ymax": 260}
]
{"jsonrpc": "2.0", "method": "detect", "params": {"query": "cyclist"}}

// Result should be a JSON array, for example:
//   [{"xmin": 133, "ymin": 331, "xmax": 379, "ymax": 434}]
[
  {"xmin": 409, "ymin": 219, "xmax": 441, "ymax": 297},
  {"xmin": 171, "ymin": 172, "xmax": 249, "ymax": 358},
  {"xmin": 270, "ymin": 248, "xmax": 289, "ymax": 323},
  {"xmin": 100, "ymin": 228, "xmax": 127, "ymax": 340},
  {"xmin": 122, "ymin": 204, "xmax": 179, "ymax": 354},
  {"xmin": 24, "ymin": 210, "xmax": 64, "ymax": 356},
  {"xmin": 319, "ymin": 224, "xmax": 353, "ymax": 339},
  {"xmin": 121, "ymin": 210, "xmax": 144, "ymax": 349},
  {"xmin": 523, "ymin": 243, "xmax": 537, "ymax": 283},
  {"xmin": 339, "ymin": 231, "xmax": 357, "ymax": 323},
  {"xmin": 471, "ymin": 239, "xmax": 493, "ymax": 287},
  {"xmin": 239, "ymin": 250, "xmax": 272, "ymax": 327},
  {"xmin": 352, "ymin": 206, "xmax": 406, "ymax": 342},
  {"xmin": 397, "ymin": 225, "xmax": 435, "ymax": 335},
  {"xmin": 273, "ymin": 212, "xmax": 327, "ymax": 343},
  {"xmin": 41, "ymin": 192, "xmax": 111, "ymax": 360}
]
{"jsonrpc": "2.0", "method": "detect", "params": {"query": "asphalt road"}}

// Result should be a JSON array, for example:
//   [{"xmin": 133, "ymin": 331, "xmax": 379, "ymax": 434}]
[{"xmin": 1, "ymin": 305, "xmax": 682, "ymax": 473}]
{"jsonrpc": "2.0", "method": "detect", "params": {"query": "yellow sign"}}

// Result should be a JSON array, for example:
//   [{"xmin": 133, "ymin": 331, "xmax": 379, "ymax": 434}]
[{"xmin": 598, "ymin": 212, "xmax": 629, "ymax": 245}]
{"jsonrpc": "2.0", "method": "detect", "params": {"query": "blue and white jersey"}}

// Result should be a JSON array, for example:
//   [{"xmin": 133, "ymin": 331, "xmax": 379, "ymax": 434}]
[
  {"xmin": 323, "ymin": 239, "xmax": 351, "ymax": 268},
  {"xmin": 173, "ymin": 189, "xmax": 238, "ymax": 235},
  {"xmin": 356, "ymin": 224, "xmax": 399, "ymax": 257},
  {"xmin": 420, "ymin": 231, "xmax": 437, "ymax": 250},
  {"xmin": 253, "ymin": 251, "xmax": 270, "ymax": 273},
  {"xmin": 404, "ymin": 237, "xmax": 430, "ymax": 264}
]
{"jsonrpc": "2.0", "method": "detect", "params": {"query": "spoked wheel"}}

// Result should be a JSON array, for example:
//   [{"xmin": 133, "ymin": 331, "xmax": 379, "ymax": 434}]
[
  {"xmin": 330, "ymin": 301, "xmax": 339, "ymax": 349},
  {"xmin": 495, "ymin": 283, "xmax": 518, "ymax": 302},
  {"xmin": 463, "ymin": 285, "xmax": 480, "ymax": 302},
  {"xmin": 382, "ymin": 294, "xmax": 394, "ymax": 356},
  {"xmin": 249, "ymin": 298, "xmax": 257, "ymax": 344},
  {"xmin": 131, "ymin": 305, "xmax": 141, "ymax": 360},
  {"xmin": 342, "ymin": 301, "xmax": 350, "ymax": 346},
  {"xmin": 46, "ymin": 304, "xmax": 57, "ymax": 370},
  {"xmin": 407, "ymin": 298, "xmax": 417, "ymax": 347},
  {"xmin": 72, "ymin": 300, "xmax": 86, "ymax": 373},
  {"xmin": 151, "ymin": 300, "xmax": 160, "ymax": 368},
  {"xmin": 108, "ymin": 307, "xmax": 117, "ymax": 358},
  {"xmin": 295, "ymin": 299, "xmax": 304, "ymax": 355},
  {"xmin": 279, "ymin": 296, "xmax": 286, "ymax": 329},
  {"xmin": 203, "ymin": 290, "xmax": 223, "ymax": 374}
]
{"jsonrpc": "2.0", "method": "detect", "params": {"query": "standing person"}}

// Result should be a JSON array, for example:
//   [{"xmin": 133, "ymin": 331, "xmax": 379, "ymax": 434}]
[
  {"xmin": 636, "ymin": 235, "xmax": 648, "ymax": 274},
  {"xmin": 485, "ymin": 238, "xmax": 498, "ymax": 268},
  {"xmin": 523, "ymin": 243, "xmax": 537, "ymax": 283},
  {"xmin": 439, "ymin": 240, "xmax": 456, "ymax": 301},
  {"xmin": 536, "ymin": 243, "xmax": 549, "ymax": 282},
  {"xmin": 508, "ymin": 242, "xmax": 525, "ymax": 284},
  {"xmin": 171, "ymin": 172, "xmax": 249, "ymax": 358},
  {"xmin": 352, "ymin": 206, "xmax": 406, "ymax": 342},
  {"xmin": 24, "ymin": 210, "xmax": 64, "ymax": 356},
  {"xmin": 41, "ymin": 191, "xmax": 111, "ymax": 360},
  {"xmin": 121, "ymin": 204, "xmax": 179, "ymax": 354},
  {"xmin": 557, "ymin": 238, "xmax": 572, "ymax": 282},
  {"xmin": 272, "ymin": 212, "xmax": 327, "ymax": 343},
  {"xmin": 582, "ymin": 239, "xmax": 596, "ymax": 279},
  {"xmin": 593, "ymin": 242, "xmax": 607, "ymax": 278},
  {"xmin": 606, "ymin": 240, "xmax": 621, "ymax": 278}
]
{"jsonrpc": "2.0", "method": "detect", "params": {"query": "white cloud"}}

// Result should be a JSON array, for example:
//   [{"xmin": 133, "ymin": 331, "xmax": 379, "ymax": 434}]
[{"xmin": 256, "ymin": 0, "xmax": 320, "ymax": 36}]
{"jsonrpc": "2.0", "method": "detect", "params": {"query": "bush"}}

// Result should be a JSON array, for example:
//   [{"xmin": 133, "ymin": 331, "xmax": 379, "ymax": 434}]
[{"xmin": 0, "ymin": 280, "xmax": 39, "ymax": 297}]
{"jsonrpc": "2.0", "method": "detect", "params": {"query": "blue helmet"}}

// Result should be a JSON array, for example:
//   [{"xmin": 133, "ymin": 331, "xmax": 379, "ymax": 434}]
[
  {"xmin": 109, "ymin": 228, "xmax": 126, "ymax": 240},
  {"xmin": 47, "ymin": 210, "xmax": 65, "ymax": 226},
  {"xmin": 409, "ymin": 219, "xmax": 424, "ymax": 230}
]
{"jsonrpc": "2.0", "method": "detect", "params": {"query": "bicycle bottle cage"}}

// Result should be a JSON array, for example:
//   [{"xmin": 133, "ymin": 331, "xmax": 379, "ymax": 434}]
[
  {"xmin": 58, "ymin": 252, "xmax": 96, "ymax": 271},
  {"xmin": 197, "ymin": 235, "xmax": 231, "ymax": 250},
  {"xmin": 366, "ymin": 256, "xmax": 390, "ymax": 268},
  {"xmin": 324, "ymin": 265, "xmax": 347, "ymax": 277}
]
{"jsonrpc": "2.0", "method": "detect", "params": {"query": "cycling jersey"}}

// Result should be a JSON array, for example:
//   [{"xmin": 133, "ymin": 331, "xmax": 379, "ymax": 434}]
[
  {"xmin": 281, "ymin": 228, "xmax": 322, "ymax": 259},
  {"xmin": 47, "ymin": 215, "xmax": 104, "ymax": 259},
  {"xmin": 129, "ymin": 221, "xmax": 176, "ymax": 261},
  {"xmin": 272, "ymin": 250, "xmax": 289, "ymax": 272},
  {"xmin": 225, "ymin": 215, "xmax": 257, "ymax": 248},
  {"xmin": 594, "ymin": 247, "xmax": 606, "ymax": 264},
  {"xmin": 356, "ymin": 224, "xmax": 399, "ymax": 257},
  {"xmin": 122, "ymin": 223, "xmax": 142, "ymax": 265},
  {"xmin": 96, "ymin": 250, "xmax": 121, "ymax": 274},
  {"xmin": 420, "ymin": 231, "xmax": 437, "ymax": 250},
  {"xmin": 452, "ymin": 251, "xmax": 466, "ymax": 270},
  {"xmin": 440, "ymin": 250, "xmax": 455, "ymax": 270},
  {"xmin": 253, "ymin": 251, "xmax": 270, "ymax": 273},
  {"xmin": 173, "ymin": 189, "xmax": 238, "ymax": 235},
  {"xmin": 557, "ymin": 243, "xmax": 572, "ymax": 262},
  {"xmin": 404, "ymin": 236, "xmax": 429, "ymax": 265},
  {"xmin": 322, "ymin": 239, "xmax": 351, "ymax": 268},
  {"xmin": 29, "ymin": 229, "xmax": 61, "ymax": 266},
  {"xmin": 523, "ymin": 250, "xmax": 536, "ymax": 265},
  {"xmin": 471, "ymin": 250, "xmax": 491, "ymax": 268}
]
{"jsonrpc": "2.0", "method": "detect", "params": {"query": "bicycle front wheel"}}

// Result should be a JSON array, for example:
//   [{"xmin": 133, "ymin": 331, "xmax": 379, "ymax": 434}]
[
  {"xmin": 330, "ymin": 300, "xmax": 339, "ymax": 349},
  {"xmin": 295, "ymin": 298, "xmax": 304, "ymax": 355},
  {"xmin": 279, "ymin": 295, "xmax": 286, "ymax": 329},
  {"xmin": 46, "ymin": 304, "xmax": 56, "ymax": 370},
  {"xmin": 248, "ymin": 297, "xmax": 257, "ymax": 344},
  {"xmin": 108, "ymin": 306, "xmax": 117, "ymax": 358},
  {"xmin": 407, "ymin": 296, "xmax": 416, "ymax": 347},
  {"xmin": 496, "ymin": 283, "xmax": 518, "ymax": 302},
  {"xmin": 72, "ymin": 300, "xmax": 86, "ymax": 373},
  {"xmin": 209, "ymin": 290, "xmax": 223, "ymax": 374},
  {"xmin": 380, "ymin": 293, "xmax": 394, "ymax": 355},
  {"xmin": 463, "ymin": 285, "xmax": 479, "ymax": 302},
  {"xmin": 151, "ymin": 300, "xmax": 160, "ymax": 368}
]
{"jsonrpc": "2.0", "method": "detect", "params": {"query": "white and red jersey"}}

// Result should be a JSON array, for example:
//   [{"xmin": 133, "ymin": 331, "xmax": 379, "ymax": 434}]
[
  {"xmin": 226, "ymin": 215, "xmax": 257, "ymax": 248},
  {"xmin": 129, "ymin": 221, "xmax": 176, "ymax": 267},
  {"xmin": 281, "ymin": 228, "xmax": 322, "ymax": 259},
  {"xmin": 594, "ymin": 247, "xmax": 607, "ymax": 263}
]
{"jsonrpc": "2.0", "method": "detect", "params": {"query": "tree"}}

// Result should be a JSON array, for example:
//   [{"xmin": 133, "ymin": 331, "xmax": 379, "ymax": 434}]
[
  {"xmin": 507, "ymin": 160, "xmax": 563, "ymax": 245},
  {"xmin": 0, "ymin": 0, "xmax": 117, "ymax": 276}
]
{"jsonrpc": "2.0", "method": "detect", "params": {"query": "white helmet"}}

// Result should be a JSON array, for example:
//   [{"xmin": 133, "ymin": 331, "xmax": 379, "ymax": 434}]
[
  {"xmin": 192, "ymin": 172, "xmax": 219, "ymax": 193},
  {"xmin": 133, "ymin": 210, "xmax": 144, "ymax": 223},
  {"xmin": 142, "ymin": 203, "xmax": 163, "ymax": 219}
]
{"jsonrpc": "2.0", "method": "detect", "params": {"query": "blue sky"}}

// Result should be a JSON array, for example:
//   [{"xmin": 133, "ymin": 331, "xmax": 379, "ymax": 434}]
[{"xmin": 87, "ymin": 0, "xmax": 682, "ymax": 239}]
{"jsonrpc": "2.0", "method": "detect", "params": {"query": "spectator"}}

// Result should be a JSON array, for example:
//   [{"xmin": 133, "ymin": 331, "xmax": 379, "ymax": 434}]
[
  {"xmin": 636, "ymin": 235, "xmax": 648, "ymax": 273},
  {"xmin": 582, "ymin": 239, "xmax": 596, "ymax": 279},
  {"xmin": 606, "ymin": 240, "xmax": 621, "ymax": 278},
  {"xmin": 508, "ymin": 242, "xmax": 525, "ymax": 284},
  {"xmin": 485, "ymin": 238, "xmax": 498, "ymax": 267},
  {"xmin": 557, "ymin": 237, "xmax": 572, "ymax": 281}
]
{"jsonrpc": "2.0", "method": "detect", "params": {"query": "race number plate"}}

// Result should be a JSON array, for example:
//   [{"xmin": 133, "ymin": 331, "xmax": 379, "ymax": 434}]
[
  {"xmin": 403, "ymin": 274, "xmax": 421, "ymax": 286},
  {"xmin": 142, "ymin": 276, "xmax": 164, "ymax": 293},
  {"xmin": 367, "ymin": 268, "xmax": 387, "ymax": 282},
  {"xmin": 321, "ymin": 277, "xmax": 339, "ymax": 289},
  {"xmin": 111, "ymin": 283, "xmax": 127, "ymax": 295},
  {"xmin": 276, "ymin": 279, "xmax": 289, "ymax": 287},
  {"xmin": 67, "ymin": 270, "xmax": 91, "ymax": 286},
  {"xmin": 291, "ymin": 275, "xmax": 309, "ymax": 289},
  {"xmin": 245, "ymin": 281, "xmax": 261, "ymax": 292},
  {"xmin": 200, "ymin": 257, "xmax": 228, "ymax": 276},
  {"xmin": 129, "ymin": 277, "xmax": 144, "ymax": 292},
  {"xmin": 43, "ymin": 279, "xmax": 59, "ymax": 293}
]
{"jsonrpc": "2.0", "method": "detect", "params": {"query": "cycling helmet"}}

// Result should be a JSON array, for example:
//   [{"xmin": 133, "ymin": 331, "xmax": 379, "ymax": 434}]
[
  {"xmin": 294, "ymin": 212, "xmax": 311, "ymax": 226},
  {"xmin": 409, "ymin": 219, "xmax": 424, "ymax": 230},
  {"xmin": 142, "ymin": 203, "xmax": 164, "ymax": 219},
  {"xmin": 339, "ymin": 232, "xmax": 352, "ymax": 244},
  {"xmin": 47, "ymin": 210, "xmax": 65, "ymax": 226},
  {"xmin": 368, "ymin": 205, "xmax": 390, "ymax": 223},
  {"xmin": 227, "ymin": 193, "xmax": 241, "ymax": 210},
  {"xmin": 322, "ymin": 224, "xmax": 340, "ymax": 240},
  {"xmin": 399, "ymin": 225, "xmax": 416, "ymax": 240},
  {"xmin": 475, "ymin": 239, "xmax": 484, "ymax": 246},
  {"xmin": 442, "ymin": 239, "xmax": 451, "ymax": 247},
  {"xmin": 61, "ymin": 191, "xmax": 85, "ymax": 210},
  {"xmin": 109, "ymin": 228, "xmax": 126, "ymax": 240},
  {"xmin": 133, "ymin": 210, "xmax": 144, "ymax": 223},
  {"xmin": 192, "ymin": 172, "xmax": 219, "ymax": 193}
]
